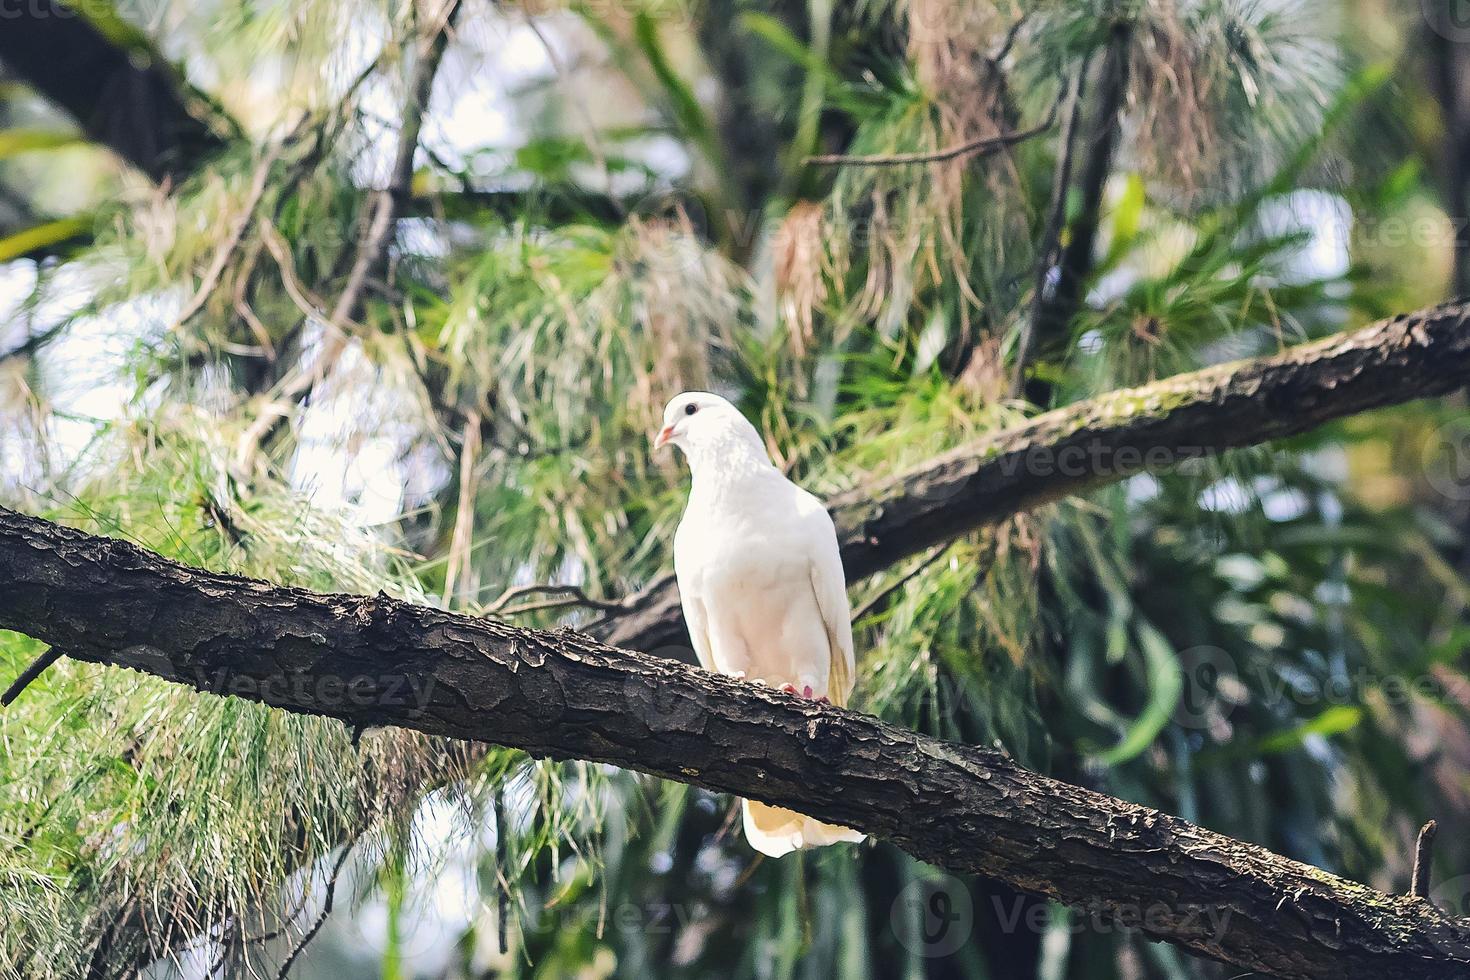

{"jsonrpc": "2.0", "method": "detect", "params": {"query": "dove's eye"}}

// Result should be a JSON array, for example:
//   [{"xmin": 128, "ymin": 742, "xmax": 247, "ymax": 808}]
[{"xmin": 684, "ymin": 404, "xmax": 698, "ymax": 416}]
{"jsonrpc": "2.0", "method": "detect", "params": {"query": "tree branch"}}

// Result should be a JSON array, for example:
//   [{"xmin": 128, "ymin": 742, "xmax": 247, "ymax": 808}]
[
  {"xmin": 0, "ymin": 507, "xmax": 1467, "ymax": 979},
  {"xmin": 1022, "ymin": 20, "xmax": 1131, "ymax": 383},
  {"xmin": 1012, "ymin": 64, "xmax": 1088, "ymax": 396},
  {"xmin": 803, "ymin": 110, "xmax": 1056, "ymax": 168},
  {"xmin": 599, "ymin": 302, "xmax": 1470, "ymax": 650},
  {"xmin": 0, "ymin": 0, "xmax": 227, "ymax": 182},
  {"xmin": 329, "ymin": 0, "xmax": 461, "ymax": 336},
  {"xmin": 234, "ymin": 0, "xmax": 463, "ymax": 471},
  {"xmin": 7, "ymin": 301, "xmax": 1470, "ymax": 976},
  {"xmin": 0, "ymin": 644, "xmax": 63, "ymax": 705}
]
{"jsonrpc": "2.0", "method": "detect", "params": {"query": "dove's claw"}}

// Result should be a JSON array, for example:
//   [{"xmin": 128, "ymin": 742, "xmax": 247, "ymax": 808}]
[
  {"xmin": 780, "ymin": 683, "xmax": 799, "ymax": 695},
  {"xmin": 731, "ymin": 670, "xmax": 746, "ymax": 681}
]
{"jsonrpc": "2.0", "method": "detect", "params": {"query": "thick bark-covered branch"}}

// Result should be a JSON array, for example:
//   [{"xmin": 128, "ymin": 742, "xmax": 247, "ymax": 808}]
[
  {"xmin": 600, "ymin": 302, "xmax": 1470, "ymax": 650},
  {"xmin": 0, "ymin": 0, "xmax": 226, "ymax": 182},
  {"xmin": 0, "ymin": 508, "xmax": 1468, "ymax": 979}
]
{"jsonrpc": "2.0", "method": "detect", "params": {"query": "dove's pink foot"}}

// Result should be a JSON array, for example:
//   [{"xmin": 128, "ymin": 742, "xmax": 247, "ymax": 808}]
[{"xmin": 779, "ymin": 683, "xmax": 831, "ymax": 703}]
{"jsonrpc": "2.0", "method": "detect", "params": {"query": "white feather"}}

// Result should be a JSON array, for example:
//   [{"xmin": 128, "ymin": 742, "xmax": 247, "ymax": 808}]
[{"xmin": 661, "ymin": 391, "xmax": 866, "ymax": 856}]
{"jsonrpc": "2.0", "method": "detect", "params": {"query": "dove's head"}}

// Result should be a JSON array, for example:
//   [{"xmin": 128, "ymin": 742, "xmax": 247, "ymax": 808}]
[{"xmin": 654, "ymin": 391, "xmax": 770, "ymax": 471}]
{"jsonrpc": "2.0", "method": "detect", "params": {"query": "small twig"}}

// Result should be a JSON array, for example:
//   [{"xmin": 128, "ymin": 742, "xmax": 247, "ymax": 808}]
[
  {"xmin": 1018, "ymin": 22, "xmax": 1131, "ymax": 397},
  {"xmin": 495, "ymin": 596, "xmax": 620, "ymax": 617},
  {"xmin": 1412, "ymin": 820, "xmax": 1439, "ymax": 899},
  {"xmin": 1012, "ymin": 65, "xmax": 1088, "ymax": 398},
  {"xmin": 805, "ymin": 101, "xmax": 1058, "ymax": 168},
  {"xmin": 245, "ymin": 880, "xmax": 315, "ymax": 944},
  {"xmin": 329, "ymin": 0, "xmax": 462, "ymax": 336},
  {"xmin": 989, "ymin": 13, "xmax": 1029, "ymax": 63},
  {"xmin": 274, "ymin": 837, "xmax": 360, "ymax": 979},
  {"xmin": 485, "ymin": 583, "xmax": 623, "ymax": 617},
  {"xmin": 495, "ymin": 785, "xmax": 510, "ymax": 955},
  {"xmin": 729, "ymin": 848, "xmax": 766, "ymax": 891},
  {"xmin": 255, "ymin": 219, "xmax": 331, "ymax": 323},
  {"xmin": 583, "ymin": 571, "xmax": 675, "ymax": 634},
  {"xmin": 170, "ymin": 144, "xmax": 281, "ymax": 336},
  {"xmin": 233, "ymin": 0, "xmax": 464, "ymax": 473},
  {"xmin": 200, "ymin": 491, "xmax": 249, "ymax": 549},
  {"xmin": 205, "ymin": 916, "xmax": 239, "ymax": 978},
  {"xmin": 2, "ymin": 646, "xmax": 64, "ymax": 706},
  {"xmin": 0, "ymin": 319, "xmax": 69, "ymax": 366},
  {"xmin": 853, "ymin": 543, "xmax": 953, "ymax": 622},
  {"xmin": 232, "ymin": 242, "xmax": 275, "ymax": 361}
]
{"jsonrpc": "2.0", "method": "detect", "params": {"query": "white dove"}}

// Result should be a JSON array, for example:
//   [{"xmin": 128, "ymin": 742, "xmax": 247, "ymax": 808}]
[{"xmin": 654, "ymin": 391, "xmax": 865, "ymax": 857}]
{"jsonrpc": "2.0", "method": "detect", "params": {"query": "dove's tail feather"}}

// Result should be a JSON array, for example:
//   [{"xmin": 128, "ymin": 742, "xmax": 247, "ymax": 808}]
[{"xmin": 741, "ymin": 800, "xmax": 865, "ymax": 857}]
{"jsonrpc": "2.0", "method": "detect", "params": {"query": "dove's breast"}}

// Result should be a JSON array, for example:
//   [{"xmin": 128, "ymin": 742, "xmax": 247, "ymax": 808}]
[{"xmin": 676, "ymin": 489, "xmax": 837, "ymax": 694}]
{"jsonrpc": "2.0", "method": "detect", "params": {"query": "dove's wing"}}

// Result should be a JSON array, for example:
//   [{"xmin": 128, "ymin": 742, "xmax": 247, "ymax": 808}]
[
  {"xmin": 799, "ymin": 496, "xmax": 856, "ymax": 707},
  {"xmin": 680, "ymin": 592, "xmax": 717, "ymax": 674},
  {"xmin": 673, "ymin": 519, "xmax": 718, "ymax": 673}
]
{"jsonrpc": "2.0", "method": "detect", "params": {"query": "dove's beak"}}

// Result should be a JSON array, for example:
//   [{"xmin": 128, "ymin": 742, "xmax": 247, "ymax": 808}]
[{"xmin": 653, "ymin": 425, "xmax": 676, "ymax": 450}]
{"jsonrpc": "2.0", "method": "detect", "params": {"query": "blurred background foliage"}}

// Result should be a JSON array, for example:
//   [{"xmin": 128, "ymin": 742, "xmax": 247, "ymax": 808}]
[{"xmin": 1, "ymin": 0, "xmax": 1469, "ymax": 977}]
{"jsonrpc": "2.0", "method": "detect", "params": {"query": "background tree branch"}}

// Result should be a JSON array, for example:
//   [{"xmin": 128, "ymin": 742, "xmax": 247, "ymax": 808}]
[
  {"xmin": 600, "ymin": 302, "xmax": 1470, "ymax": 651},
  {"xmin": 0, "ymin": 506, "xmax": 1467, "ymax": 980},
  {"xmin": 0, "ymin": 0, "xmax": 227, "ymax": 182},
  {"xmin": 1016, "ymin": 17, "xmax": 1131, "ymax": 400}
]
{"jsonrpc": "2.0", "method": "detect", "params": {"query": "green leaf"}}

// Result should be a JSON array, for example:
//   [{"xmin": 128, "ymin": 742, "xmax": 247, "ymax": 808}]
[
  {"xmin": 513, "ymin": 136, "xmax": 595, "ymax": 179},
  {"xmin": 0, "ymin": 129, "xmax": 82, "ymax": 159},
  {"xmin": 1096, "ymin": 620, "xmax": 1184, "ymax": 766},
  {"xmin": 1256, "ymin": 706, "xmax": 1363, "ymax": 755},
  {"xmin": 631, "ymin": 12, "xmax": 721, "ymax": 174},
  {"xmin": 1099, "ymin": 172, "xmax": 1146, "ymax": 270},
  {"xmin": 0, "ymin": 216, "xmax": 92, "ymax": 263}
]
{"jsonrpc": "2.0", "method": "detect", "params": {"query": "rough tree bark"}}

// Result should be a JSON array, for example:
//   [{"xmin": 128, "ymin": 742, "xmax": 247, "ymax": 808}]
[
  {"xmin": 0, "ymin": 507, "xmax": 1467, "ymax": 980},
  {"xmin": 601, "ymin": 301, "xmax": 1470, "ymax": 651}
]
